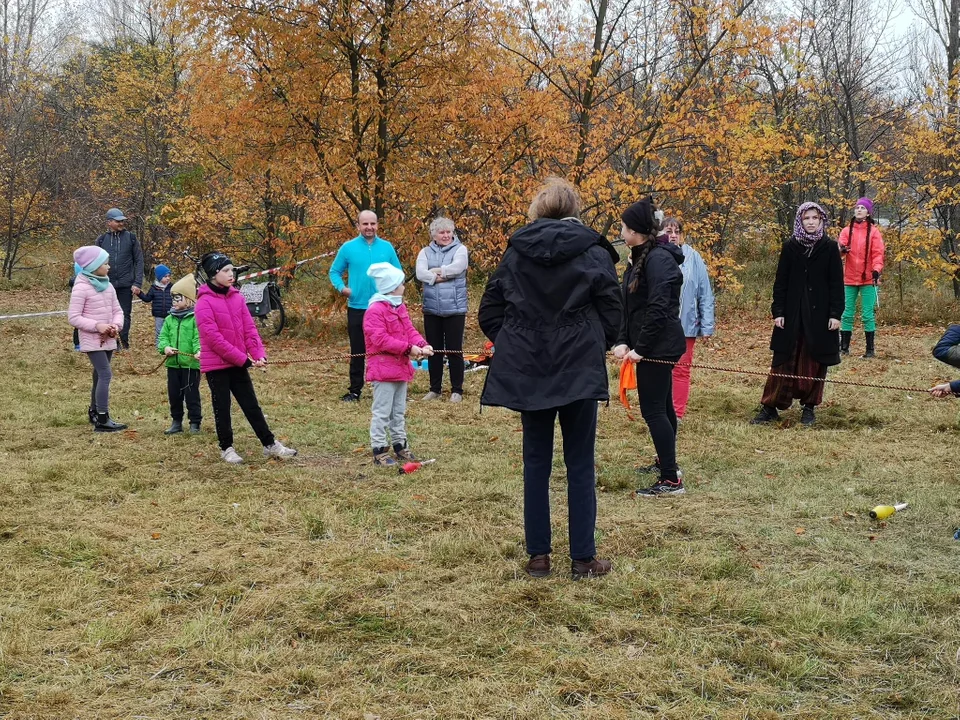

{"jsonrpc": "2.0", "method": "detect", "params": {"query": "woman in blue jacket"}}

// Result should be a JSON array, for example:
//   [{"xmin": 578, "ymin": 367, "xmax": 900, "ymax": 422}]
[{"xmin": 664, "ymin": 218, "xmax": 715, "ymax": 419}]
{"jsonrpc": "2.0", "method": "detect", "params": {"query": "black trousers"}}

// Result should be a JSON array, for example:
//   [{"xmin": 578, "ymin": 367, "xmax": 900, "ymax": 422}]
[
  {"xmin": 205, "ymin": 366, "xmax": 274, "ymax": 451},
  {"xmin": 636, "ymin": 361, "xmax": 679, "ymax": 481},
  {"xmin": 520, "ymin": 399, "xmax": 598, "ymax": 561},
  {"xmin": 347, "ymin": 307, "xmax": 366, "ymax": 396},
  {"xmin": 116, "ymin": 286, "xmax": 133, "ymax": 348},
  {"xmin": 423, "ymin": 313, "xmax": 465, "ymax": 394},
  {"xmin": 167, "ymin": 367, "xmax": 202, "ymax": 424}
]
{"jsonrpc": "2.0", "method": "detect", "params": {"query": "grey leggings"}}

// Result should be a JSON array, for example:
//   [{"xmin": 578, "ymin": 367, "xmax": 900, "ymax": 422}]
[{"xmin": 87, "ymin": 350, "xmax": 114, "ymax": 413}]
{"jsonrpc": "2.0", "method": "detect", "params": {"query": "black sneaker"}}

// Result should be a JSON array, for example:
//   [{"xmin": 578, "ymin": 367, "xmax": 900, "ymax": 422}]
[
  {"xmin": 750, "ymin": 405, "xmax": 779, "ymax": 424},
  {"xmin": 636, "ymin": 460, "xmax": 683, "ymax": 478},
  {"xmin": 341, "ymin": 392, "xmax": 360, "ymax": 402},
  {"xmin": 635, "ymin": 457, "xmax": 660, "ymax": 474},
  {"xmin": 636, "ymin": 478, "xmax": 686, "ymax": 497},
  {"xmin": 800, "ymin": 405, "xmax": 816, "ymax": 426}
]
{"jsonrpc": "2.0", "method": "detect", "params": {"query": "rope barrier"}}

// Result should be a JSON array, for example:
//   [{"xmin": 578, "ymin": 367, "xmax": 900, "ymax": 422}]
[
  {"xmin": 0, "ymin": 309, "xmax": 68, "ymax": 321},
  {"xmin": 115, "ymin": 346, "xmax": 933, "ymax": 393},
  {"xmin": 235, "ymin": 251, "xmax": 337, "ymax": 282},
  {"xmin": 629, "ymin": 356, "xmax": 931, "ymax": 393}
]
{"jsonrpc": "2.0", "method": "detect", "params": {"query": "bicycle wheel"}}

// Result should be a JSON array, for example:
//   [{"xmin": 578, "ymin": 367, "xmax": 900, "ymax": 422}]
[{"xmin": 257, "ymin": 293, "xmax": 285, "ymax": 336}]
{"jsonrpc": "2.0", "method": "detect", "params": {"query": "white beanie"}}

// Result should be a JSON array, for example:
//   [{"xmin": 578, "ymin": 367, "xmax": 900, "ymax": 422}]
[{"xmin": 367, "ymin": 262, "xmax": 405, "ymax": 294}]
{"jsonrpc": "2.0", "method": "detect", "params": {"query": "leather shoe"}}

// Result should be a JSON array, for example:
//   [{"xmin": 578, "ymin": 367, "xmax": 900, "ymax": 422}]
[
  {"xmin": 571, "ymin": 556, "xmax": 612, "ymax": 580},
  {"xmin": 525, "ymin": 554, "xmax": 550, "ymax": 578}
]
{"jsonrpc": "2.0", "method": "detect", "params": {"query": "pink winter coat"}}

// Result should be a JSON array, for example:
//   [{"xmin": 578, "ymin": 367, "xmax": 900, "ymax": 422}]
[
  {"xmin": 195, "ymin": 283, "xmax": 265, "ymax": 372},
  {"xmin": 68, "ymin": 275, "xmax": 124, "ymax": 352},
  {"xmin": 363, "ymin": 300, "xmax": 427, "ymax": 382}
]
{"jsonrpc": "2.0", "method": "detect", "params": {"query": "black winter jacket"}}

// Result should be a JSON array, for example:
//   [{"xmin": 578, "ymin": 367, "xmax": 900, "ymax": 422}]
[
  {"xmin": 616, "ymin": 242, "xmax": 686, "ymax": 361},
  {"xmin": 96, "ymin": 230, "xmax": 144, "ymax": 289},
  {"xmin": 769, "ymin": 237, "xmax": 845, "ymax": 366},
  {"xmin": 139, "ymin": 282, "xmax": 173, "ymax": 318},
  {"xmin": 478, "ymin": 218, "xmax": 623, "ymax": 412}
]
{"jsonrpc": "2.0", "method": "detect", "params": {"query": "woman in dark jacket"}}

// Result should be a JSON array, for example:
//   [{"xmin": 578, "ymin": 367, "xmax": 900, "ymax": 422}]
[
  {"xmin": 612, "ymin": 199, "xmax": 687, "ymax": 497},
  {"xmin": 478, "ymin": 178, "xmax": 622, "ymax": 581},
  {"xmin": 752, "ymin": 202, "xmax": 844, "ymax": 427}
]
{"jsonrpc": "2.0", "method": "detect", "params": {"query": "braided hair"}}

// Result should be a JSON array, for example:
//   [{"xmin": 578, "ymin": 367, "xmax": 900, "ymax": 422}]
[
  {"xmin": 847, "ymin": 214, "xmax": 873, "ymax": 241},
  {"xmin": 627, "ymin": 236, "xmax": 657, "ymax": 294}
]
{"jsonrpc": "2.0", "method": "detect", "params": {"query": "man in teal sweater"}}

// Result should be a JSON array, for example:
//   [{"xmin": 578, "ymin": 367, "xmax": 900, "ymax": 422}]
[{"xmin": 329, "ymin": 210, "xmax": 403, "ymax": 401}]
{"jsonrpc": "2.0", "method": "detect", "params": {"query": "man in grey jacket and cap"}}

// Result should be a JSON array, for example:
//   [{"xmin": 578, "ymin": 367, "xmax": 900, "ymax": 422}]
[{"xmin": 95, "ymin": 208, "xmax": 144, "ymax": 349}]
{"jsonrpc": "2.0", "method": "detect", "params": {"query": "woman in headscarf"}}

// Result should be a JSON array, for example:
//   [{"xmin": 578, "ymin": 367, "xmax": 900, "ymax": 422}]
[{"xmin": 751, "ymin": 203, "xmax": 844, "ymax": 427}]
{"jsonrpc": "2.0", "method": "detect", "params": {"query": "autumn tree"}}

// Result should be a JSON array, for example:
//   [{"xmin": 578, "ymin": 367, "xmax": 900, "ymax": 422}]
[
  {"xmin": 0, "ymin": 0, "xmax": 72, "ymax": 278},
  {"xmin": 46, "ymin": 0, "xmax": 187, "ymax": 263}
]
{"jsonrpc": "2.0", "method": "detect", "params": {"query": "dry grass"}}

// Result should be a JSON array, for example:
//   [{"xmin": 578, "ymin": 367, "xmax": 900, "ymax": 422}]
[{"xmin": 1, "ymin": 287, "xmax": 959, "ymax": 719}]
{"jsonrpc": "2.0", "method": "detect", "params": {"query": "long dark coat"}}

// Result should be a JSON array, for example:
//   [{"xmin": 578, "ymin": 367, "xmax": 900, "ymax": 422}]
[
  {"xmin": 478, "ymin": 218, "xmax": 623, "ymax": 412},
  {"xmin": 770, "ymin": 237, "xmax": 845, "ymax": 366}
]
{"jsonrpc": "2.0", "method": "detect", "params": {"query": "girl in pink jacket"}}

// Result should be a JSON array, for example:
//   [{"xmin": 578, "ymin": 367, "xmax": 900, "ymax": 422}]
[
  {"xmin": 363, "ymin": 263, "xmax": 433, "ymax": 467},
  {"xmin": 194, "ymin": 252, "xmax": 297, "ymax": 464},
  {"xmin": 68, "ymin": 246, "xmax": 127, "ymax": 432}
]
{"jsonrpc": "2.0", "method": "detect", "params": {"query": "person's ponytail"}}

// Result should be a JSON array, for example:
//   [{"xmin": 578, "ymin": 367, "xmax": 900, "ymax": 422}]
[{"xmin": 627, "ymin": 238, "xmax": 656, "ymax": 293}]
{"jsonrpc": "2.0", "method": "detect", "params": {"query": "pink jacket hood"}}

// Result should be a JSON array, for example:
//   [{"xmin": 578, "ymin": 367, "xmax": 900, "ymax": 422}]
[
  {"xmin": 363, "ymin": 300, "xmax": 427, "ymax": 383},
  {"xmin": 195, "ymin": 283, "xmax": 265, "ymax": 372}
]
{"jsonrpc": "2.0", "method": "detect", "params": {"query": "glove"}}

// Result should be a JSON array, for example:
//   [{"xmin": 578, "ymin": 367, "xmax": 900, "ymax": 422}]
[{"xmin": 872, "ymin": 270, "xmax": 880, "ymax": 282}]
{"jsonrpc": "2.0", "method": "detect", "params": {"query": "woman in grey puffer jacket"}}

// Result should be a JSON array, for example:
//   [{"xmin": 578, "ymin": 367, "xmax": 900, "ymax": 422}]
[{"xmin": 416, "ymin": 217, "xmax": 469, "ymax": 403}]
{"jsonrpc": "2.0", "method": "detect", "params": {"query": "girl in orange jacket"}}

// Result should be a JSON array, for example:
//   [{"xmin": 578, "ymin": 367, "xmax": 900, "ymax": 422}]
[{"xmin": 837, "ymin": 197, "xmax": 884, "ymax": 358}]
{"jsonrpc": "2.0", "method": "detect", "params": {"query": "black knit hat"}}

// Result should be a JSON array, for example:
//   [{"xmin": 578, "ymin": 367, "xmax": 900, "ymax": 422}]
[
  {"xmin": 621, "ymin": 198, "xmax": 659, "ymax": 235},
  {"xmin": 201, "ymin": 251, "xmax": 232, "ymax": 276}
]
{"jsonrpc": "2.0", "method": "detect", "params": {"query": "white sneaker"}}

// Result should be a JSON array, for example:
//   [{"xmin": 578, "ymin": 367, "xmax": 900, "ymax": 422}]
[
  {"xmin": 221, "ymin": 446, "xmax": 243, "ymax": 464},
  {"xmin": 449, "ymin": 393, "xmax": 463, "ymax": 403},
  {"xmin": 263, "ymin": 441, "xmax": 298, "ymax": 458},
  {"xmin": 422, "ymin": 391, "xmax": 442, "ymax": 401}
]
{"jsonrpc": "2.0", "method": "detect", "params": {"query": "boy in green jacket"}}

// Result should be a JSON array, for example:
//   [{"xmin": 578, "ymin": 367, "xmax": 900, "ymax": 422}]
[{"xmin": 158, "ymin": 275, "xmax": 202, "ymax": 434}]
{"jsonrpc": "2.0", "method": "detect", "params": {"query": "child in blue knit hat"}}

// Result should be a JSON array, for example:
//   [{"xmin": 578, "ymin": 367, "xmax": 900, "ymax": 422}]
[{"xmin": 139, "ymin": 264, "xmax": 173, "ymax": 342}]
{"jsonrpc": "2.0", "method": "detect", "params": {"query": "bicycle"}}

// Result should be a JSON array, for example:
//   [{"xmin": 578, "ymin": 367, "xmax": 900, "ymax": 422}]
[{"xmin": 184, "ymin": 251, "xmax": 286, "ymax": 336}]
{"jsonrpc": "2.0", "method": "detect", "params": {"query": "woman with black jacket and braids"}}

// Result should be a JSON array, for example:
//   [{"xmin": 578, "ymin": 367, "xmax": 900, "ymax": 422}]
[{"xmin": 612, "ymin": 199, "xmax": 687, "ymax": 497}]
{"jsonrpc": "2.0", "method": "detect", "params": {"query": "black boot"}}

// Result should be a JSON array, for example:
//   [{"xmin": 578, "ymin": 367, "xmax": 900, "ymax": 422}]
[
  {"xmin": 862, "ymin": 331, "xmax": 876, "ymax": 359},
  {"xmin": 94, "ymin": 412, "xmax": 127, "ymax": 433},
  {"xmin": 164, "ymin": 420, "xmax": 183, "ymax": 435},
  {"xmin": 189, "ymin": 422, "xmax": 201, "ymax": 434},
  {"xmin": 751, "ymin": 405, "xmax": 780, "ymax": 424},
  {"xmin": 88, "ymin": 406, "xmax": 97, "ymax": 424},
  {"xmin": 840, "ymin": 330, "xmax": 851, "ymax": 356}
]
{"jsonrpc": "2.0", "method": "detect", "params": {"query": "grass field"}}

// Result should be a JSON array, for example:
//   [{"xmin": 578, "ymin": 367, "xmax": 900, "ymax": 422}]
[{"xmin": 1, "ymin": 287, "xmax": 959, "ymax": 719}]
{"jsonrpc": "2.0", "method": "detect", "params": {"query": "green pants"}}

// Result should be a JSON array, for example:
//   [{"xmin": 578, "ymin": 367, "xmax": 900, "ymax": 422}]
[{"xmin": 841, "ymin": 284, "xmax": 877, "ymax": 332}]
